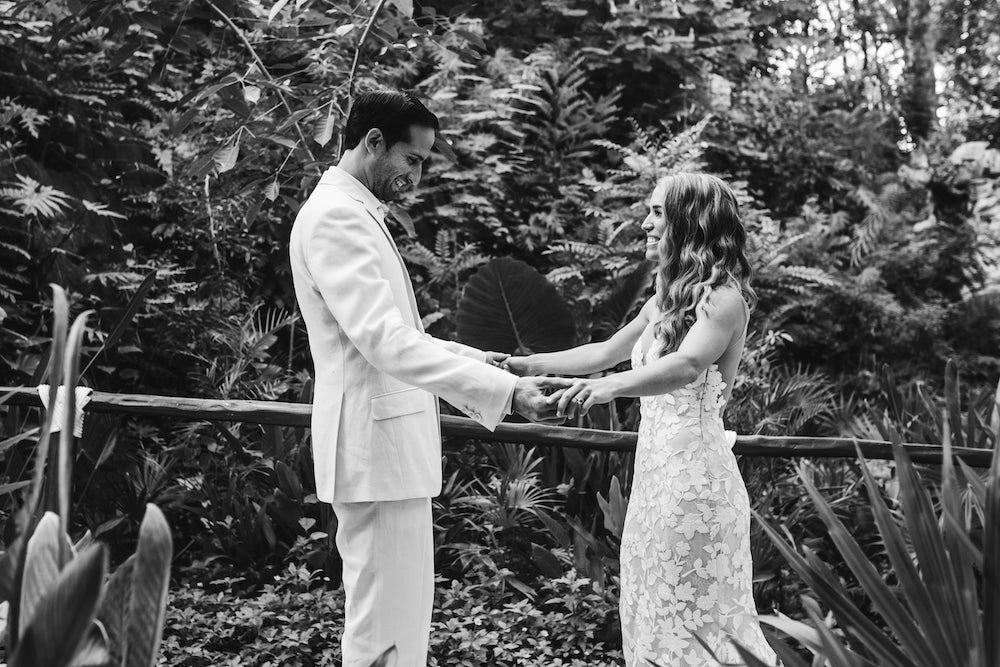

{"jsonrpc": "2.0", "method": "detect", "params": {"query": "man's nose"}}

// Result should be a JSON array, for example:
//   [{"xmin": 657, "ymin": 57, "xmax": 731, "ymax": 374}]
[{"xmin": 411, "ymin": 164, "xmax": 423, "ymax": 186}]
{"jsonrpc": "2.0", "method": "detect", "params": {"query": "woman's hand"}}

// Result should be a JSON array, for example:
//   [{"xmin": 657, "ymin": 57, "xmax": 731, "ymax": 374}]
[
  {"xmin": 557, "ymin": 377, "xmax": 621, "ymax": 418},
  {"xmin": 501, "ymin": 356, "xmax": 534, "ymax": 376},
  {"xmin": 485, "ymin": 351, "xmax": 510, "ymax": 368}
]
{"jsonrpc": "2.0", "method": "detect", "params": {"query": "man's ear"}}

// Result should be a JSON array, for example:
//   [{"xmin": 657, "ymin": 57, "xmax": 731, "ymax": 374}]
[{"xmin": 363, "ymin": 128, "xmax": 384, "ymax": 154}]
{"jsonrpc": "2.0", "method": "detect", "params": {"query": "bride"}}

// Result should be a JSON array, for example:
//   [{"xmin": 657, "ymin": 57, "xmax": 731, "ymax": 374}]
[{"xmin": 504, "ymin": 173, "xmax": 777, "ymax": 666}]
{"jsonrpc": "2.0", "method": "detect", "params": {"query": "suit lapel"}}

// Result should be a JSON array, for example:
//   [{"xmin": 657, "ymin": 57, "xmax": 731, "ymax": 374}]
[
  {"xmin": 320, "ymin": 167, "xmax": 424, "ymax": 332},
  {"xmin": 360, "ymin": 204, "xmax": 425, "ymax": 334}
]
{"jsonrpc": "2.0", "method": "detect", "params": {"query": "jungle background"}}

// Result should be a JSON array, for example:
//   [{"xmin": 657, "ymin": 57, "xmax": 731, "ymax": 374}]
[{"xmin": 0, "ymin": 0, "xmax": 998, "ymax": 665}]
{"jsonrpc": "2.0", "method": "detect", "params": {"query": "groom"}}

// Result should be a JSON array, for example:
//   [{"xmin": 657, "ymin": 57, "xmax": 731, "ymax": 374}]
[{"xmin": 289, "ymin": 90, "xmax": 567, "ymax": 667}]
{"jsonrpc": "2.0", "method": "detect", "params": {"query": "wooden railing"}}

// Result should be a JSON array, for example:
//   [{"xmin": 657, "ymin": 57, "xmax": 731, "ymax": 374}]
[{"xmin": 1, "ymin": 386, "xmax": 994, "ymax": 467}]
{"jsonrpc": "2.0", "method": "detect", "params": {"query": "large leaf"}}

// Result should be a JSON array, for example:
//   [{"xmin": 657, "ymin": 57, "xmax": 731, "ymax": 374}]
[
  {"xmin": 56, "ymin": 311, "xmax": 93, "ymax": 526},
  {"xmin": 591, "ymin": 261, "xmax": 654, "ymax": 340},
  {"xmin": 456, "ymin": 258, "xmax": 575, "ymax": 355},
  {"xmin": 69, "ymin": 621, "xmax": 112, "ymax": 667},
  {"xmin": 28, "ymin": 286, "xmax": 70, "ymax": 529},
  {"xmin": 10, "ymin": 544, "xmax": 108, "ymax": 667},
  {"xmin": 313, "ymin": 102, "xmax": 335, "ymax": 147},
  {"xmin": 596, "ymin": 475, "xmax": 627, "ymax": 539},
  {"xmin": 20, "ymin": 512, "xmax": 65, "ymax": 639},
  {"xmin": 124, "ymin": 504, "xmax": 172, "ymax": 667},
  {"xmin": 385, "ymin": 0, "xmax": 412, "ymax": 17},
  {"xmin": 96, "ymin": 555, "xmax": 135, "ymax": 666}
]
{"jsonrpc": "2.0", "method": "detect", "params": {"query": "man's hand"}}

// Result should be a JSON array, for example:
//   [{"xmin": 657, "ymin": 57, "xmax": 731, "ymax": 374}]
[
  {"xmin": 512, "ymin": 376, "xmax": 573, "ymax": 424},
  {"xmin": 485, "ymin": 351, "xmax": 510, "ymax": 368}
]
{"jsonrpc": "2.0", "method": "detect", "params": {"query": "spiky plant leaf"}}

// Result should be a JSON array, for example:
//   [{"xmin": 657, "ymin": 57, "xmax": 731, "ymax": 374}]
[
  {"xmin": 854, "ymin": 442, "xmax": 954, "ymax": 666},
  {"xmin": 984, "ymin": 416, "xmax": 1000, "ymax": 665},
  {"xmin": 82, "ymin": 270, "xmax": 156, "ymax": 376},
  {"xmin": 800, "ymin": 596, "xmax": 865, "ymax": 667},
  {"xmin": 893, "ymin": 437, "xmax": 980, "ymax": 664},
  {"xmin": 760, "ymin": 628, "xmax": 811, "ymax": 667},
  {"xmin": 796, "ymin": 462, "xmax": 927, "ymax": 666},
  {"xmin": 944, "ymin": 360, "xmax": 965, "ymax": 448},
  {"xmin": 456, "ymin": 257, "xmax": 575, "ymax": 354},
  {"xmin": 757, "ymin": 612, "xmax": 824, "ymax": 654}
]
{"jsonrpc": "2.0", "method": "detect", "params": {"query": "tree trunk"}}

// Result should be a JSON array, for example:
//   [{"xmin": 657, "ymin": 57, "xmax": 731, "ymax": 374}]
[{"xmin": 898, "ymin": 0, "xmax": 942, "ymax": 141}]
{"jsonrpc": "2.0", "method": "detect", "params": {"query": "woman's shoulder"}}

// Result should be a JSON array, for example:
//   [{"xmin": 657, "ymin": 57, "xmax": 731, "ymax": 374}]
[{"xmin": 698, "ymin": 284, "xmax": 749, "ymax": 322}]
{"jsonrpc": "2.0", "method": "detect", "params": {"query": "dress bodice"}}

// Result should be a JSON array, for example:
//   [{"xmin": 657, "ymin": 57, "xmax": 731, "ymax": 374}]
[{"xmin": 629, "ymin": 335, "xmax": 730, "ymax": 448}]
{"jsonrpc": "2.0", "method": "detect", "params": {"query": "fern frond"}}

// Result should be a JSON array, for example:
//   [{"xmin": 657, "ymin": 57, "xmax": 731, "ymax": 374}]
[
  {"xmin": 1, "ymin": 175, "xmax": 72, "ymax": 218},
  {"xmin": 546, "ymin": 266, "xmax": 584, "ymax": 284},
  {"xmin": 547, "ymin": 241, "xmax": 613, "ymax": 259},
  {"xmin": 774, "ymin": 265, "xmax": 841, "ymax": 288},
  {"xmin": 0, "ymin": 240, "xmax": 30, "ymax": 259},
  {"xmin": 399, "ymin": 243, "xmax": 441, "ymax": 271}
]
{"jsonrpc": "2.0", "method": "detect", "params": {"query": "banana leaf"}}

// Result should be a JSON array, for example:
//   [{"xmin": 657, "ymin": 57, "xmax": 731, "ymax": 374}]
[{"xmin": 456, "ymin": 257, "xmax": 575, "ymax": 355}]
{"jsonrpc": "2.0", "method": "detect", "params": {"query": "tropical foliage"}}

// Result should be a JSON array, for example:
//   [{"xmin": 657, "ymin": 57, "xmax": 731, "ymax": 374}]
[
  {"xmin": 0, "ymin": 0, "xmax": 999, "ymax": 664},
  {"xmin": 0, "ymin": 287, "xmax": 173, "ymax": 665}
]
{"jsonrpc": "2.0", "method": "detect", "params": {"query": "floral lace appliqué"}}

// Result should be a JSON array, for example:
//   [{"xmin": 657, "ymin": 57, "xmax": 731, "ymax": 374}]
[{"xmin": 620, "ymin": 338, "xmax": 777, "ymax": 666}]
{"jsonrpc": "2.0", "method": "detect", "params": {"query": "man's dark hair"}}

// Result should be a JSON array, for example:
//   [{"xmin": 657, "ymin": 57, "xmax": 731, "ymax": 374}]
[{"xmin": 343, "ymin": 90, "xmax": 439, "ymax": 151}]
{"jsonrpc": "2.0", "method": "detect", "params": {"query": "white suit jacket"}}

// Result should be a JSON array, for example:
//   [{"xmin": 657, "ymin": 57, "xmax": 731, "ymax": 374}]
[{"xmin": 290, "ymin": 166, "xmax": 518, "ymax": 503}]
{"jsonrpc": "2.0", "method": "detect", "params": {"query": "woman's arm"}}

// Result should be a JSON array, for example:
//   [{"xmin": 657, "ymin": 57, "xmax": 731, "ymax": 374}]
[
  {"xmin": 556, "ymin": 288, "xmax": 746, "ymax": 417},
  {"xmin": 505, "ymin": 299, "xmax": 655, "ymax": 376}
]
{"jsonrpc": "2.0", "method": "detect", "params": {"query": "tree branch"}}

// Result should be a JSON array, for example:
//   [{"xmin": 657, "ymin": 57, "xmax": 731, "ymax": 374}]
[
  {"xmin": 338, "ymin": 0, "xmax": 391, "ymax": 156},
  {"xmin": 203, "ymin": 0, "xmax": 318, "ymax": 166}
]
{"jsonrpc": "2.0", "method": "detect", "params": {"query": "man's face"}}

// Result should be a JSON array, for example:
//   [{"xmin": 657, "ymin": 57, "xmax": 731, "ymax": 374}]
[{"xmin": 368, "ymin": 125, "xmax": 435, "ymax": 202}]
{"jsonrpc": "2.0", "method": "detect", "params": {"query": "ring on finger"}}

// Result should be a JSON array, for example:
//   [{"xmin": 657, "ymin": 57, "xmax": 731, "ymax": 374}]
[{"xmin": 574, "ymin": 397, "xmax": 584, "ymax": 405}]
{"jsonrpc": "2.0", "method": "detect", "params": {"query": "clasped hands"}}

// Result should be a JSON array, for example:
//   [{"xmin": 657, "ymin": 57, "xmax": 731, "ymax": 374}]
[{"xmin": 485, "ymin": 352, "xmax": 615, "ymax": 423}]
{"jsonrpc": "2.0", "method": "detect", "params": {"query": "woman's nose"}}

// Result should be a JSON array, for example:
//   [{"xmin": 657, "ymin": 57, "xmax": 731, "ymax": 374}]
[{"xmin": 640, "ymin": 216, "xmax": 653, "ymax": 231}]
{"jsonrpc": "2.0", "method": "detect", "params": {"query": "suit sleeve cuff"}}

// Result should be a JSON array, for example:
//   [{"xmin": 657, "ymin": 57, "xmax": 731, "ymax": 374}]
[{"xmin": 503, "ymin": 381, "xmax": 516, "ymax": 416}]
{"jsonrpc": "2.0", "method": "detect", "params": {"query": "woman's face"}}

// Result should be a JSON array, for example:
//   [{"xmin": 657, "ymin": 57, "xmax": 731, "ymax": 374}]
[{"xmin": 640, "ymin": 181, "xmax": 668, "ymax": 261}]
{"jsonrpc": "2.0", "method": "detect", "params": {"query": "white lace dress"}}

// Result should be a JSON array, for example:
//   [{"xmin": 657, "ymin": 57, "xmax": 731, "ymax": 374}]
[{"xmin": 619, "ymin": 334, "xmax": 776, "ymax": 666}]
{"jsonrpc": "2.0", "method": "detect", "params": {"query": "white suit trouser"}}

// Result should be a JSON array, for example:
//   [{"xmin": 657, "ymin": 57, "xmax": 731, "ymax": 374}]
[{"xmin": 332, "ymin": 497, "xmax": 433, "ymax": 667}]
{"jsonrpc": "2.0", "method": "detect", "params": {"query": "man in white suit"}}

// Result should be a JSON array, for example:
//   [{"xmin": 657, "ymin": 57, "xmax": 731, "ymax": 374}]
[{"xmin": 289, "ymin": 90, "xmax": 567, "ymax": 667}]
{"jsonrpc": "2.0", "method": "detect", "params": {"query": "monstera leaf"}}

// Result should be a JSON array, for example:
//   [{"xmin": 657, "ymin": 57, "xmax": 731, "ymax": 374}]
[{"xmin": 457, "ymin": 258, "xmax": 575, "ymax": 355}]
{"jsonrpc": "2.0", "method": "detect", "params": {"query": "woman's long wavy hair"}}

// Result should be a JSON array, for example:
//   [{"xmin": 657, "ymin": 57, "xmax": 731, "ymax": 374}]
[{"xmin": 652, "ymin": 173, "xmax": 756, "ymax": 356}]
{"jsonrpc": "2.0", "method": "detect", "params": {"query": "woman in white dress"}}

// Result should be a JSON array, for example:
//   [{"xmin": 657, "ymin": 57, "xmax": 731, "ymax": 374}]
[{"xmin": 504, "ymin": 173, "xmax": 776, "ymax": 666}]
